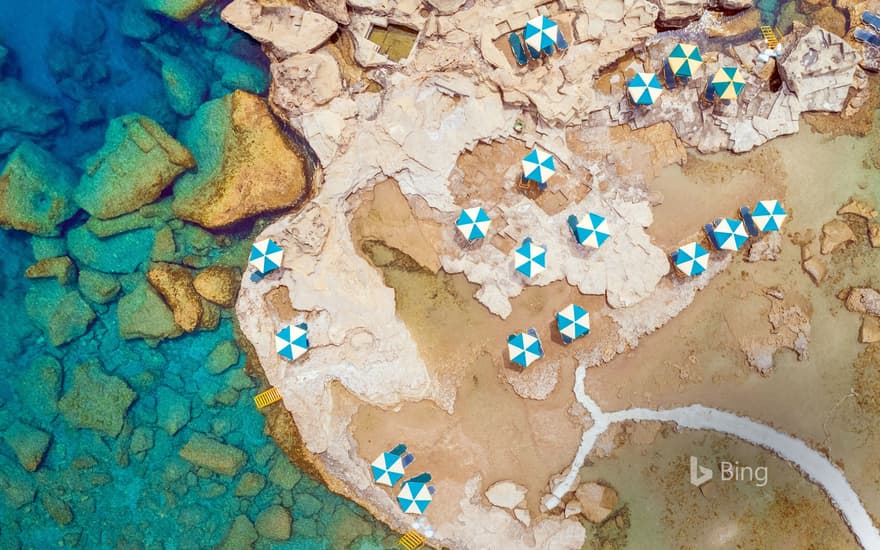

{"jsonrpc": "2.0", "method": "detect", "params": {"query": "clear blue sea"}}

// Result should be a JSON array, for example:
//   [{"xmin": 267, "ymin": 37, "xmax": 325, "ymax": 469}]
[{"xmin": 0, "ymin": 1, "xmax": 392, "ymax": 547}]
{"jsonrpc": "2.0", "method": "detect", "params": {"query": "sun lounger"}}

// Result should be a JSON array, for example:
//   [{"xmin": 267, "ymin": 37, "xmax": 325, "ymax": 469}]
[
  {"xmin": 542, "ymin": 44, "xmax": 555, "ymax": 56},
  {"xmin": 855, "ymin": 27, "xmax": 880, "ymax": 49},
  {"xmin": 556, "ymin": 30, "xmax": 569, "ymax": 50},
  {"xmin": 664, "ymin": 60, "xmax": 676, "ymax": 89},
  {"xmin": 740, "ymin": 206, "xmax": 760, "ymax": 236},
  {"xmin": 527, "ymin": 41, "xmax": 542, "ymax": 60},
  {"xmin": 398, "ymin": 530, "xmax": 427, "ymax": 550},
  {"xmin": 508, "ymin": 33, "xmax": 529, "ymax": 66},
  {"xmin": 862, "ymin": 11, "xmax": 880, "ymax": 32},
  {"xmin": 254, "ymin": 387, "xmax": 282, "ymax": 408},
  {"xmin": 704, "ymin": 223, "xmax": 720, "ymax": 249}
]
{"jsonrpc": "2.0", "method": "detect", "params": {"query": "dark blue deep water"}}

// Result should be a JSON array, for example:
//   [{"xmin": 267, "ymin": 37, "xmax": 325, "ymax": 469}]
[{"xmin": 0, "ymin": 1, "xmax": 392, "ymax": 547}]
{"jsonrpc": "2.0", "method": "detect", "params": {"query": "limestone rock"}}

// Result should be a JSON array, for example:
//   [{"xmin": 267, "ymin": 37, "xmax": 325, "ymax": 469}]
[
  {"xmin": 156, "ymin": 386, "xmax": 190, "ymax": 435},
  {"xmin": 861, "ymin": 317, "xmax": 880, "ymax": 344},
  {"xmin": 74, "ymin": 114, "xmax": 194, "ymax": 219},
  {"xmin": 778, "ymin": 26, "xmax": 859, "ymax": 112},
  {"xmin": 0, "ymin": 455, "xmax": 36, "ymax": 509},
  {"xmin": 17, "ymin": 355, "xmax": 62, "ymax": 417},
  {"xmin": 193, "ymin": 265, "xmax": 240, "ymax": 307},
  {"xmin": 575, "ymin": 482, "xmax": 618, "ymax": 523},
  {"xmin": 0, "ymin": 142, "xmax": 77, "ymax": 235},
  {"xmin": 41, "ymin": 493, "xmax": 73, "ymax": 526},
  {"xmin": 270, "ymin": 53, "xmax": 343, "ymax": 118},
  {"xmin": 78, "ymin": 270, "xmax": 121, "ymax": 304},
  {"xmin": 130, "ymin": 426, "xmax": 155, "ymax": 455},
  {"xmin": 218, "ymin": 515, "xmax": 258, "ymax": 550},
  {"xmin": 172, "ymin": 91, "xmax": 309, "ymax": 228},
  {"xmin": 146, "ymin": 262, "xmax": 203, "ymax": 332},
  {"xmin": 25, "ymin": 280, "xmax": 96, "ymax": 346},
  {"xmin": 179, "ymin": 434, "xmax": 246, "ymax": 476},
  {"xmin": 3, "ymin": 422, "xmax": 51, "ymax": 472},
  {"xmin": 564, "ymin": 500, "xmax": 582, "ymax": 518},
  {"xmin": 514, "ymin": 508, "xmax": 531, "ymax": 526},
  {"xmin": 746, "ymin": 232, "xmax": 782, "ymax": 262},
  {"xmin": 268, "ymin": 456, "xmax": 301, "ymax": 490},
  {"xmin": 117, "ymin": 281, "xmax": 183, "ymax": 341},
  {"xmin": 59, "ymin": 361, "xmax": 137, "ymax": 437},
  {"xmin": 650, "ymin": 0, "xmax": 703, "ymax": 27},
  {"xmin": 0, "ymin": 79, "xmax": 64, "ymax": 138},
  {"xmin": 143, "ymin": 44, "xmax": 207, "ymax": 117},
  {"xmin": 485, "ymin": 480, "xmax": 527, "ymax": 509},
  {"xmin": 234, "ymin": 472, "xmax": 266, "ymax": 497},
  {"xmin": 869, "ymin": 222, "xmax": 880, "ymax": 248},
  {"xmin": 820, "ymin": 219, "xmax": 855, "ymax": 254},
  {"xmin": 206, "ymin": 340, "xmax": 240, "ymax": 374},
  {"xmin": 67, "ymin": 225, "xmax": 155, "ymax": 274},
  {"xmin": 25, "ymin": 256, "xmax": 76, "ymax": 285},
  {"xmin": 255, "ymin": 505, "xmax": 292, "ymax": 540},
  {"xmin": 142, "ymin": 0, "xmax": 210, "ymax": 20},
  {"xmin": 845, "ymin": 288, "xmax": 880, "ymax": 316},
  {"xmin": 838, "ymin": 198, "xmax": 878, "ymax": 220},
  {"xmin": 221, "ymin": 0, "xmax": 337, "ymax": 58}
]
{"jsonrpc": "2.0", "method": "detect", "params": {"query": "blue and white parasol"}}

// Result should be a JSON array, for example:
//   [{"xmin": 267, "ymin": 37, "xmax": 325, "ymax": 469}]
[
  {"xmin": 573, "ymin": 212, "xmax": 611, "ymax": 249},
  {"xmin": 508, "ymin": 328, "xmax": 544, "ymax": 368},
  {"xmin": 456, "ymin": 207, "xmax": 491, "ymax": 240},
  {"xmin": 275, "ymin": 323, "xmax": 309, "ymax": 361},
  {"xmin": 556, "ymin": 304, "xmax": 590, "ymax": 344},
  {"xmin": 249, "ymin": 238, "xmax": 284, "ymax": 274},
  {"xmin": 673, "ymin": 242, "xmax": 709, "ymax": 276},
  {"xmin": 523, "ymin": 16, "xmax": 560, "ymax": 52},
  {"xmin": 371, "ymin": 443, "xmax": 414, "ymax": 487},
  {"xmin": 522, "ymin": 148, "xmax": 556, "ymax": 187},
  {"xmin": 751, "ymin": 200, "xmax": 787, "ymax": 232},
  {"xmin": 711, "ymin": 218, "xmax": 749, "ymax": 251},
  {"xmin": 398, "ymin": 473, "xmax": 435, "ymax": 515},
  {"xmin": 514, "ymin": 238, "xmax": 546, "ymax": 278}
]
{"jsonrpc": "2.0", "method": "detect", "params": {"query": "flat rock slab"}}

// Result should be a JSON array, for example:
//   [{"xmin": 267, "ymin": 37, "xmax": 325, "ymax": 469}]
[
  {"xmin": 179, "ymin": 433, "xmax": 247, "ymax": 476},
  {"xmin": 59, "ymin": 361, "xmax": 137, "ymax": 438}
]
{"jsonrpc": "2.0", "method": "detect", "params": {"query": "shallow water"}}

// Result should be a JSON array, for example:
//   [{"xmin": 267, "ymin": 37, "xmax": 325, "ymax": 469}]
[{"xmin": 0, "ymin": 1, "xmax": 392, "ymax": 548}]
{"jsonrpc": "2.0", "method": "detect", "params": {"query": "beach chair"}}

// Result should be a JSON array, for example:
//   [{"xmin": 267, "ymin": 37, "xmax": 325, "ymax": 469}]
[
  {"xmin": 556, "ymin": 30, "xmax": 569, "ymax": 50},
  {"xmin": 740, "ymin": 206, "xmax": 760, "ymax": 237},
  {"xmin": 664, "ymin": 60, "xmax": 677, "ymax": 89},
  {"xmin": 526, "ymin": 38, "xmax": 542, "ymax": 60},
  {"xmin": 855, "ymin": 28, "xmax": 880, "ymax": 49},
  {"xmin": 508, "ymin": 33, "xmax": 529, "ymax": 66},
  {"xmin": 398, "ymin": 530, "xmax": 426, "ymax": 550},
  {"xmin": 704, "ymin": 223, "xmax": 720, "ymax": 249},
  {"xmin": 541, "ymin": 43, "xmax": 555, "ymax": 56},
  {"xmin": 862, "ymin": 11, "xmax": 880, "ymax": 32}
]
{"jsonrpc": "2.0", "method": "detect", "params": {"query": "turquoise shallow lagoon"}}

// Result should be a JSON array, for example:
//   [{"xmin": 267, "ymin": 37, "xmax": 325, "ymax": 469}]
[{"xmin": 0, "ymin": 1, "xmax": 392, "ymax": 547}]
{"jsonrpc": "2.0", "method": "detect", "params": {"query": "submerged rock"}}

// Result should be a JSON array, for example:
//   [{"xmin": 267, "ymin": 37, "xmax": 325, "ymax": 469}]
[
  {"xmin": 206, "ymin": 340, "xmax": 240, "ymax": 374},
  {"xmin": 67, "ymin": 225, "xmax": 156, "ymax": 274},
  {"xmin": 117, "ymin": 281, "xmax": 183, "ymax": 341},
  {"xmin": 268, "ymin": 455, "xmax": 301, "ymax": 490},
  {"xmin": 218, "ymin": 515, "xmax": 258, "ymax": 550},
  {"xmin": 172, "ymin": 91, "xmax": 309, "ymax": 228},
  {"xmin": 31, "ymin": 236, "xmax": 67, "ymax": 260},
  {"xmin": 78, "ymin": 270, "xmax": 122, "ymax": 304},
  {"xmin": 0, "ymin": 79, "xmax": 64, "ymax": 137},
  {"xmin": 3, "ymin": 421, "xmax": 51, "ymax": 472},
  {"xmin": 18, "ymin": 355, "xmax": 63, "ymax": 417},
  {"xmin": 0, "ymin": 454, "xmax": 36, "ymax": 509},
  {"xmin": 179, "ymin": 433, "xmax": 246, "ymax": 476},
  {"xmin": 59, "ymin": 360, "xmax": 137, "ymax": 437},
  {"xmin": 120, "ymin": 0, "xmax": 162, "ymax": 39},
  {"xmin": 156, "ymin": 385, "xmax": 190, "ymax": 435},
  {"xmin": 0, "ymin": 142, "xmax": 78, "ymax": 236},
  {"xmin": 25, "ymin": 280, "xmax": 96, "ymax": 346},
  {"xmin": 213, "ymin": 53, "xmax": 268, "ymax": 95},
  {"xmin": 142, "ymin": 0, "xmax": 210, "ymax": 20},
  {"xmin": 193, "ymin": 265, "xmax": 240, "ymax": 307},
  {"xmin": 41, "ymin": 493, "xmax": 74, "ymax": 526},
  {"xmin": 74, "ymin": 114, "xmax": 194, "ymax": 219},
  {"xmin": 25, "ymin": 256, "xmax": 76, "ymax": 285},
  {"xmin": 146, "ymin": 262, "xmax": 203, "ymax": 332},
  {"xmin": 143, "ymin": 44, "xmax": 208, "ymax": 117},
  {"xmin": 233, "ymin": 471, "xmax": 266, "ymax": 497},
  {"xmin": 255, "ymin": 505, "xmax": 292, "ymax": 540}
]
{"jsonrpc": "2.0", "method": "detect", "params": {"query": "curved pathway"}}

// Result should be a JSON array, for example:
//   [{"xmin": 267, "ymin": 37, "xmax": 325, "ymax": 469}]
[{"xmin": 545, "ymin": 366, "xmax": 880, "ymax": 550}]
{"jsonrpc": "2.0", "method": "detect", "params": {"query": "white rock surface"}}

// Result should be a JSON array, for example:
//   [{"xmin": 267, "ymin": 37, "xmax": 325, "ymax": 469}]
[
  {"xmin": 485, "ymin": 480, "xmax": 528, "ymax": 509},
  {"xmin": 221, "ymin": 0, "xmax": 338, "ymax": 58}
]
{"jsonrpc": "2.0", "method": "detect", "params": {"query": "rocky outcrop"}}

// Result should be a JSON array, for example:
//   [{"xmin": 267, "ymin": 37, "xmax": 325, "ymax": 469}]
[
  {"xmin": 74, "ymin": 114, "xmax": 194, "ymax": 219},
  {"xmin": 25, "ymin": 280, "xmax": 95, "ymax": 347},
  {"xmin": 221, "ymin": 0, "xmax": 337, "ymax": 59},
  {"xmin": 142, "ymin": 0, "xmax": 210, "ymax": 20},
  {"xmin": 172, "ymin": 91, "xmax": 309, "ymax": 229},
  {"xmin": 179, "ymin": 434, "xmax": 247, "ymax": 476},
  {"xmin": 574, "ymin": 482, "xmax": 618, "ymax": 523},
  {"xmin": 845, "ymin": 288, "xmax": 880, "ymax": 317},
  {"xmin": 146, "ymin": 262, "xmax": 203, "ymax": 332},
  {"xmin": 649, "ymin": 0, "xmax": 704, "ymax": 27},
  {"xmin": 777, "ymin": 26, "xmax": 859, "ymax": 112},
  {"xmin": 0, "ymin": 142, "xmax": 78, "ymax": 236},
  {"xmin": 58, "ymin": 361, "xmax": 137, "ymax": 437},
  {"xmin": 820, "ymin": 219, "xmax": 855, "ymax": 254},
  {"xmin": 3, "ymin": 422, "xmax": 51, "ymax": 472},
  {"xmin": 193, "ymin": 266, "xmax": 240, "ymax": 308}
]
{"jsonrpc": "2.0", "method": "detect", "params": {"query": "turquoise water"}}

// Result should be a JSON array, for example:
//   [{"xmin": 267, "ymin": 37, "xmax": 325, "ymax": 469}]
[{"xmin": 0, "ymin": 1, "xmax": 392, "ymax": 548}]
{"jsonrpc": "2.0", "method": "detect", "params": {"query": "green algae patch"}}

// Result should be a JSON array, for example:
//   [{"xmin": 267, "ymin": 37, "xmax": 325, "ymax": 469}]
[
  {"xmin": 3, "ymin": 421, "xmax": 51, "ymax": 472},
  {"xmin": 117, "ymin": 280, "xmax": 183, "ymax": 341},
  {"xmin": 142, "ymin": 0, "xmax": 211, "ymax": 20},
  {"xmin": 59, "ymin": 360, "xmax": 137, "ymax": 438},
  {"xmin": 25, "ymin": 280, "xmax": 96, "ymax": 346},
  {"xmin": 74, "ymin": 114, "xmax": 194, "ymax": 219},
  {"xmin": 67, "ymin": 225, "xmax": 155, "ymax": 274},
  {"xmin": 172, "ymin": 91, "xmax": 308, "ymax": 229},
  {"xmin": 179, "ymin": 433, "xmax": 247, "ymax": 476},
  {"xmin": 0, "ymin": 142, "xmax": 78, "ymax": 236}
]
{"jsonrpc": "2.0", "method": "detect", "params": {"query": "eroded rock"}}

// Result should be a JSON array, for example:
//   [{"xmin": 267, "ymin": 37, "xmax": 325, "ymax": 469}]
[
  {"xmin": 575, "ymin": 482, "xmax": 618, "ymax": 523},
  {"xmin": 485, "ymin": 480, "xmax": 527, "ymax": 509},
  {"xmin": 845, "ymin": 288, "xmax": 880, "ymax": 316},
  {"xmin": 820, "ymin": 219, "xmax": 855, "ymax": 254},
  {"xmin": 179, "ymin": 434, "xmax": 246, "ymax": 476},
  {"xmin": 193, "ymin": 265, "xmax": 240, "ymax": 308},
  {"xmin": 221, "ymin": 0, "xmax": 337, "ymax": 58},
  {"xmin": 59, "ymin": 361, "xmax": 137, "ymax": 437},
  {"xmin": 3, "ymin": 422, "xmax": 51, "ymax": 472},
  {"xmin": 147, "ymin": 262, "xmax": 203, "ymax": 332}
]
